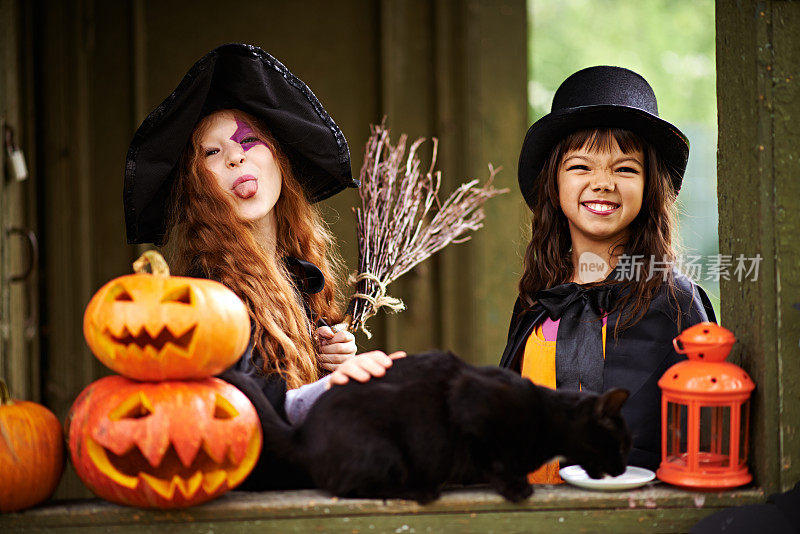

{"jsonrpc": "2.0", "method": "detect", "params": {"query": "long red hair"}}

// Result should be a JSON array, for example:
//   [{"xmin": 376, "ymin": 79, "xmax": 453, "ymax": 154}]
[
  {"xmin": 519, "ymin": 127, "xmax": 685, "ymax": 337},
  {"xmin": 164, "ymin": 109, "xmax": 345, "ymax": 388}
]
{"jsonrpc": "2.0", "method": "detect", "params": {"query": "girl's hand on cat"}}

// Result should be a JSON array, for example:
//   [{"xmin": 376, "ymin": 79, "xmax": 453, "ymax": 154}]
[
  {"xmin": 317, "ymin": 326, "xmax": 357, "ymax": 371},
  {"xmin": 327, "ymin": 350, "xmax": 407, "ymax": 388}
]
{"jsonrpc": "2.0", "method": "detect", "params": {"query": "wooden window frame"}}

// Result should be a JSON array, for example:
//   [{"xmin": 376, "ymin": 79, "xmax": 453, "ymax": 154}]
[{"xmin": 1, "ymin": 1, "xmax": 796, "ymax": 532}]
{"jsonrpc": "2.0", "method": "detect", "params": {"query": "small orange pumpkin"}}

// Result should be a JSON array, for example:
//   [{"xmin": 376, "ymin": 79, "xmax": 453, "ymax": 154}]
[
  {"xmin": 0, "ymin": 378, "xmax": 65, "ymax": 512},
  {"xmin": 67, "ymin": 375, "xmax": 262, "ymax": 508},
  {"xmin": 83, "ymin": 251, "xmax": 250, "ymax": 381}
]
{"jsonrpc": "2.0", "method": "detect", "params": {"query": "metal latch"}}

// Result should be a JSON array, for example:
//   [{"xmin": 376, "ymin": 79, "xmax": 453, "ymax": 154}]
[{"xmin": 4, "ymin": 123, "xmax": 28, "ymax": 181}]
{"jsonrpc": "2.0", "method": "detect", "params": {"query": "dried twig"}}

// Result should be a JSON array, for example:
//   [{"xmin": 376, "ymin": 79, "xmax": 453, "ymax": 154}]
[{"xmin": 339, "ymin": 121, "xmax": 508, "ymax": 338}]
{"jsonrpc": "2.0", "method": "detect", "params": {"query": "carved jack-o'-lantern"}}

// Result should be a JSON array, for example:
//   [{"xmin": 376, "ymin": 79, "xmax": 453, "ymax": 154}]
[
  {"xmin": 66, "ymin": 375, "xmax": 262, "ymax": 508},
  {"xmin": 84, "ymin": 251, "xmax": 250, "ymax": 381}
]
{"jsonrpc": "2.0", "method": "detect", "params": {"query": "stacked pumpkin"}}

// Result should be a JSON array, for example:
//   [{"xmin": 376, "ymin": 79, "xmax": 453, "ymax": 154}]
[{"xmin": 67, "ymin": 251, "xmax": 262, "ymax": 508}]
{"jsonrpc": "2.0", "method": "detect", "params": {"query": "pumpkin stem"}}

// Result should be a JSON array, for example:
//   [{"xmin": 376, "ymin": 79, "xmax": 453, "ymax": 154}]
[
  {"xmin": 0, "ymin": 378, "xmax": 13, "ymax": 406},
  {"xmin": 133, "ymin": 250, "xmax": 170, "ymax": 276}
]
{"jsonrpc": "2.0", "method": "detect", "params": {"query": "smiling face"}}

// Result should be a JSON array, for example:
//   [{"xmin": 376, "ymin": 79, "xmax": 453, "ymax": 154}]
[
  {"xmin": 83, "ymin": 270, "xmax": 250, "ymax": 381},
  {"xmin": 198, "ymin": 111, "xmax": 282, "ymax": 225},
  {"xmin": 557, "ymin": 137, "xmax": 645, "ymax": 252},
  {"xmin": 67, "ymin": 376, "xmax": 262, "ymax": 509}
]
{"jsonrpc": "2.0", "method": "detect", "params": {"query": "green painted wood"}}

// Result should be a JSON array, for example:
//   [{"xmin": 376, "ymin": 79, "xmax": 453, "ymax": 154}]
[
  {"xmin": 0, "ymin": 487, "xmax": 765, "ymax": 533},
  {"xmin": 770, "ymin": 0, "xmax": 800, "ymax": 493},
  {"xmin": 716, "ymin": 0, "xmax": 775, "ymax": 494},
  {"xmin": 0, "ymin": 0, "xmax": 19, "ymax": 395},
  {"xmin": 0, "ymin": 510, "xmax": 738, "ymax": 534},
  {"xmin": 362, "ymin": 0, "xmax": 528, "ymax": 364},
  {"xmin": 432, "ymin": 0, "xmax": 469, "ymax": 361},
  {"xmin": 0, "ymin": 0, "xmax": 41, "ymax": 408},
  {"xmin": 88, "ymin": 0, "xmax": 140, "ymax": 298},
  {"xmin": 462, "ymin": 0, "xmax": 529, "ymax": 366},
  {"xmin": 33, "ymin": 0, "xmax": 142, "ymax": 501},
  {"xmin": 435, "ymin": 0, "xmax": 529, "ymax": 366},
  {"xmin": 35, "ymin": 0, "xmax": 103, "ymax": 501},
  {"xmin": 16, "ymin": 0, "xmax": 43, "ymax": 407},
  {"xmin": 378, "ymin": 0, "xmax": 440, "ymax": 356},
  {"xmin": 716, "ymin": 0, "xmax": 800, "ymax": 493}
]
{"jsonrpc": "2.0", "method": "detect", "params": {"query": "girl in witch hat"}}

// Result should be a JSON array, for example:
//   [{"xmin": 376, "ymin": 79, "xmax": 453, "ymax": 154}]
[
  {"xmin": 124, "ymin": 43, "xmax": 404, "ymax": 489},
  {"xmin": 499, "ymin": 66, "xmax": 717, "ymax": 483}
]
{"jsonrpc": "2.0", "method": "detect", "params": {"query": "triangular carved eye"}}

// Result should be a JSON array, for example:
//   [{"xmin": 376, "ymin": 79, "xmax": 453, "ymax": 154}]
[
  {"xmin": 161, "ymin": 286, "xmax": 192, "ymax": 305},
  {"xmin": 107, "ymin": 283, "xmax": 133, "ymax": 302},
  {"xmin": 110, "ymin": 392, "xmax": 154, "ymax": 421},
  {"xmin": 213, "ymin": 395, "xmax": 238, "ymax": 420}
]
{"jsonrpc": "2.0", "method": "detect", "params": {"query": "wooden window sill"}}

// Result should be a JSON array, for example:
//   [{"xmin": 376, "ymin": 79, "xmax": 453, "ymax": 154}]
[{"xmin": 1, "ymin": 484, "xmax": 765, "ymax": 533}]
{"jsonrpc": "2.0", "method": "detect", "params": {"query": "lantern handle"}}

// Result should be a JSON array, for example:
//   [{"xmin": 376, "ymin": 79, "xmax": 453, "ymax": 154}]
[{"xmin": 673, "ymin": 337, "xmax": 686, "ymax": 354}]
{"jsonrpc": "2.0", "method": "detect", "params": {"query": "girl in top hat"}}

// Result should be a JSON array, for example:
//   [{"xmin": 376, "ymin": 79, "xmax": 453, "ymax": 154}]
[
  {"xmin": 499, "ymin": 66, "xmax": 716, "ymax": 482},
  {"xmin": 124, "ymin": 44, "xmax": 404, "ymax": 489}
]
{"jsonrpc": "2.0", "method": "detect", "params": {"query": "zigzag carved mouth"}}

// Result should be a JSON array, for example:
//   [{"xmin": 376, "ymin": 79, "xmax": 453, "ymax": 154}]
[
  {"xmin": 86, "ymin": 435, "xmax": 259, "ymax": 500},
  {"xmin": 103, "ymin": 325, "xmax": 196, "ymax": 354}
]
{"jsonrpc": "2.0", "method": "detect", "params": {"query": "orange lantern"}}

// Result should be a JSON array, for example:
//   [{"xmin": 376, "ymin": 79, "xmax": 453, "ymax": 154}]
[{"xmin": 657, "ymin": 322, "xmax": 754, "ymax": 489}]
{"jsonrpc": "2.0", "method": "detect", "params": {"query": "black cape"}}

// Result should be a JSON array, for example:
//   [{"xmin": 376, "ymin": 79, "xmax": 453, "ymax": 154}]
[
  {"xmin": 189, "ymin": 257, "xmax": 325, "ymax": 490},
  {"xmin": 499, "ymin": 268, "xmax": 716, "ymax": 469}
]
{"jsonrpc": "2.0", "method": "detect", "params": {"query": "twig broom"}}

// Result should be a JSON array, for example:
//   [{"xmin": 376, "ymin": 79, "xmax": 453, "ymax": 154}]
[{"xmin": 337, "ymin": 122, "xmax": 508, "ymax": 338}]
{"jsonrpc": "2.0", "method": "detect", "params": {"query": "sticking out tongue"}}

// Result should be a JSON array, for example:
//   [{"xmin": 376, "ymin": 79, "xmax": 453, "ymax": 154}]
[{"xmin": 234, "ymin": 180, "xmax": 258, "ymax": 199}]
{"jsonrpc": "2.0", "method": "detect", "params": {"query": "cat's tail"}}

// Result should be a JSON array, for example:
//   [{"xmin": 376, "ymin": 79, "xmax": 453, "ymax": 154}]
[
  {"xmin": 257, "ymin": 400, "xmax": 298, "ymax": 456},
  {"xmin": 217, "ymin": 371, "xmax": 307, "ymax": 488},
  {"xmin": 249, "ymin": 397, "xmax": 315, "ymax": 489}
]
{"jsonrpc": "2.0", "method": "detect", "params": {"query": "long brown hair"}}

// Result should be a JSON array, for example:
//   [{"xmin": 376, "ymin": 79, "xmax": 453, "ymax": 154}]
[
  {"xmin": 164, "ymin": 109, "xmax": 345, "ymax": 388},
  {"xmin": 519, "ymin": 127, "xmax": 683, "ymax": 337}
]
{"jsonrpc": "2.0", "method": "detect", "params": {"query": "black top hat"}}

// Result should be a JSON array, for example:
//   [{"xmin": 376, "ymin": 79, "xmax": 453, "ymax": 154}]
[
  {"xmin": 518, "ymin": 66, "xmax": 689, "ymax": 209},
  {"xmin": 124, "ymin": 43, "xmax": 359, "ymax": 245}
]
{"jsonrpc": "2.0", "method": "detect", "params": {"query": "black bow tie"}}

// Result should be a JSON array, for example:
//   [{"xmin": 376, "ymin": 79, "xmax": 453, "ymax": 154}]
[
  {"xmin": 534, "ymin": 283, "xmax": 616, "ymax": 393},
  {"xmin": 535, "ymin": 283, "xmax": 614, "ymax": 320}
]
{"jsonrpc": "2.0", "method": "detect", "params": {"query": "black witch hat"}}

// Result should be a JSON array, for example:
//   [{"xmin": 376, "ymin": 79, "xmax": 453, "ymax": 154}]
[
  {"xmin": 124, "ymin": 43, "xmax": 358, "ymax": 245},
  {"xmin": 518, "ymin": 66, "xmax": 689, "ymax": 209}
]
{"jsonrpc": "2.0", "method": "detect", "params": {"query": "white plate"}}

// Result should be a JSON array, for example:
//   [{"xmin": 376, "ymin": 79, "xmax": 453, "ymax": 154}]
[{"xmin": 558, "ymin": 465, "xmax": 656, "ymax": 491}]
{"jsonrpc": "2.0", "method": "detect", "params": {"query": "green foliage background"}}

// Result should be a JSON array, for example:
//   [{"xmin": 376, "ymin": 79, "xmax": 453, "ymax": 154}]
[{"xmin": 528, "ymin": 0, "xmax": 721, "ymax": 316}]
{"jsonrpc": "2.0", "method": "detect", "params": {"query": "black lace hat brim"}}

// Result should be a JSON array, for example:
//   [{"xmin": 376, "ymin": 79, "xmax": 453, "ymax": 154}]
[
  {"xmin": 124, "ymin": 43, "xmax": 358, "ymax": 245},
  {"xmin": 518, "ymin": 105, "xmax": 689, "ymax": 209}
]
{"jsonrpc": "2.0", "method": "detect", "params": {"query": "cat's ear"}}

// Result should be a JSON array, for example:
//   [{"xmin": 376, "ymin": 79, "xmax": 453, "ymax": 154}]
[{"xmin": 594, "ymin": 388, "xmax": 629, "ymax": 418}]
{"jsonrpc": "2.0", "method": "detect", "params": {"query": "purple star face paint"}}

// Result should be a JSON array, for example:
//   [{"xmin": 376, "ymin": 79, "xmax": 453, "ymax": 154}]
[
  {"xmin": 231, "ymin": 119, "xmax": 269, "ymax": 152},
  {"xmin": 199, "ymin": 111, "xmax": 283, "ymax": 226}
]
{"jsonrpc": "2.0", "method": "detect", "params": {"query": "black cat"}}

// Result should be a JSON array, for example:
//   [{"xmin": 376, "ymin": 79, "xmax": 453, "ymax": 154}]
[{"xmin": 261, "ymin": 351, "xmax": 631, "ymax": 503}]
